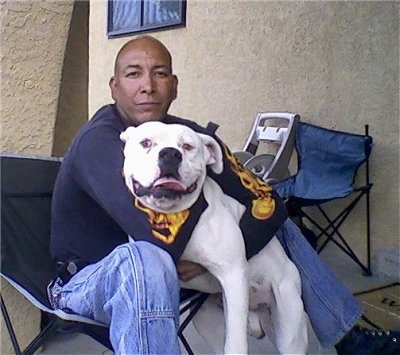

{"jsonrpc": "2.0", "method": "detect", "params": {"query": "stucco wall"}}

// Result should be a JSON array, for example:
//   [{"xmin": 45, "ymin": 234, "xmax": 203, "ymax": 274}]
[
  {"xmin": 89, "ymin": 1, "xmax": 399, "ymax": 260},
  {"xmin": 1, "ymin": 0, "xmax": 74, "ymax": 352},
  {"xmin": 1, "ymin": 0, "xmax": 73, "ymax": 155}
]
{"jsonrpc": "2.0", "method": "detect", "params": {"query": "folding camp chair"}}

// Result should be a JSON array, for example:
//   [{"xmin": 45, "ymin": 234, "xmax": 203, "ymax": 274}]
[
  {"xmin": 0, "ymin": 152, "xmax": 208, "ymax": 355},
  {"xmin": 234, "ymin": 112, "xmax": 299, "ymax": 183},
  {"xmin": 273, "ymin": 123, "xmax": 373, "ymax": 276}
]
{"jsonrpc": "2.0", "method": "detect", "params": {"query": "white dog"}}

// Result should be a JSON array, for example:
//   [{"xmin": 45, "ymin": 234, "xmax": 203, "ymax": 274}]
[{"xmin": 120, "ymin": 122, "xmax": 307, "ymax": 354}]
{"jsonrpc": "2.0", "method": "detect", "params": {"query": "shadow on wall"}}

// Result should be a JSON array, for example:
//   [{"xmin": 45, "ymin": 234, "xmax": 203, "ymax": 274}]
[{"xmin": 52, "ymin": 0, "xmax": 89, "ymax": 157}]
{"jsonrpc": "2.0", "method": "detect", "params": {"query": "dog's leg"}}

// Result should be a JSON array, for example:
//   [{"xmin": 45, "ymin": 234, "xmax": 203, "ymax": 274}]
[
  {"xmin": 210, "ymin": 263, "xmax": 249, "ymax": 355},
  {"xmin": 270, "ymin": 274, "xmax": 308, "ymax": 354},
  {"xmin": 182, "ymin": 183, "xmax": 249, "ymax": 354},
  {"xmin": 267, "ymin": 240, "xmax": 308, "ymax": 354},
  {"xmin": 249, "ymin": 237, "xmax": 308, "ymax": 354}
]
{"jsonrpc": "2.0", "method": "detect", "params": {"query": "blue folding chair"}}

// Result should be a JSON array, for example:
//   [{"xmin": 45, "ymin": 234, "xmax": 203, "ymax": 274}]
[{"xmin": 273, "ymin": 123, "xmax": 373, "ymax": 276}]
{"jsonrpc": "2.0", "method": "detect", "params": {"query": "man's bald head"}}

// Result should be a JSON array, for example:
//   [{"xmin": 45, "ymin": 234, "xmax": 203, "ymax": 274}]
[{"xmin": 114, "ymin": 35, "xmax": 173, "ymax": 76}]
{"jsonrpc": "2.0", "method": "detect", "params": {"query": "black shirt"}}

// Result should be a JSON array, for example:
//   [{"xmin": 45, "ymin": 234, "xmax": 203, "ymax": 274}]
[{"xmin": 50, "ymin": 104, "xmax": 287, "ymax": 264}]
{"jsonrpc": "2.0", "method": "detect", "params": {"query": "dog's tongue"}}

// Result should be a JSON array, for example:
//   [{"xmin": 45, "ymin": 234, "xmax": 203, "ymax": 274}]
[{"xmin": 153, "ymin": 177, "xmax": 186, "ymax": 191}]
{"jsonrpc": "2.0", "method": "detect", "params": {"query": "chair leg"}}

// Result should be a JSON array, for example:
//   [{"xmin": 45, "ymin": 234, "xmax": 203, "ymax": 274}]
[
  {"xmin": 295, "ymin": 190, "xmax": 372, "ymax": 276},
  {"xmin": 179, "ymin": 293, "xmax": 209, "ymax": 355},
  {"xmin": 365, "ymin": 186, "xmax": 372, "ymax": 275},
  {"xmin": 1, "ymin": 294, "xmax": 22, "ymax": 355},
  {"xmin": 22, "ymin": 316, "xmax": 60, "ymax": 355},
  {"xmin": 0, "ymin": 294, "xmax": 67, "ymax": 355},
  {"xmin": 302, "ymin": 206, "xmax": 372, "ymax": 276}
]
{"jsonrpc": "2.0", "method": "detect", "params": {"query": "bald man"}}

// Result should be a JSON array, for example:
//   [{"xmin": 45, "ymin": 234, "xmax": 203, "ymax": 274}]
[{"xmin": 48, "ymin": 36, "xmax": 361, "ymax": 354}]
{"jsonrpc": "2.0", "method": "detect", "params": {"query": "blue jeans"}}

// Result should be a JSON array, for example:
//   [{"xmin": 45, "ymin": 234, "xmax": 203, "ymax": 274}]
[
  {"xmin": 48, "ymin": 220, "xmax": 361, "ymax": 352},
  {"xmin": 276, "ymin": 218, "xmax": 362, "ymax": 347},
  {"xmin": 48, "ymin": 241, "xmax": 181, "ymax": 354}
]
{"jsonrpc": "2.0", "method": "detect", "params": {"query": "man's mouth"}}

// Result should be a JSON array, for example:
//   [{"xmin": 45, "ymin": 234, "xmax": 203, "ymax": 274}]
[
  {"xmin": 137, "ymin": 102, "xmax": 159, "ymax": 107},
  {"xmin": 132, "ymin": 177, "xmax": 197, "ymax": 199}
]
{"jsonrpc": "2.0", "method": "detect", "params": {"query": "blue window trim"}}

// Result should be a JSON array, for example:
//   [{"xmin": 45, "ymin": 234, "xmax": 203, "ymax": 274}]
[{"xmin": 107, "ymin": 0, "xmax": 186, "ymax": 38}]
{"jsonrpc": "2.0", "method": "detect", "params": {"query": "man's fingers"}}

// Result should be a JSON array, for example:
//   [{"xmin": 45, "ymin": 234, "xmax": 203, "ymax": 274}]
[{"xmin": 177, "ymin": 260, "xmax": 207, "ymax": 281}]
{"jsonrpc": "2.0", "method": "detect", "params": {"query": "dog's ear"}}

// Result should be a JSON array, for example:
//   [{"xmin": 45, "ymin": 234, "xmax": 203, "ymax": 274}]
[
  {"xmin": 199, "ymin": 134, "xmax": 223, "ymax": 174},
  {"xmin": 120, "ymin": 127, "xmax": 136, "ymax": 143}
]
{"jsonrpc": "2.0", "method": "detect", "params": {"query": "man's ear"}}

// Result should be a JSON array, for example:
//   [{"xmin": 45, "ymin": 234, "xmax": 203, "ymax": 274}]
[
  {"xmin": 199, "ymin": 134, "xmax": 223, "ymax": 174},
  {"xmin": 172, "ymin": 74, "xmax": 178, "ymax": 100},
  {"xmin": 109, "ymin": 76, "xmax": 117, "ymax": 101},
  {"xmin": 120, "ymin": 127, "xmax": 136, "ymax": 143}
]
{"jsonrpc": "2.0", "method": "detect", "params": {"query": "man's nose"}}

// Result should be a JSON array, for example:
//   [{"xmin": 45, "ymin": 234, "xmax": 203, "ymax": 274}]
[{"xmin": 140, "ymin": 73, "xmax": 155, "ymax": 93}]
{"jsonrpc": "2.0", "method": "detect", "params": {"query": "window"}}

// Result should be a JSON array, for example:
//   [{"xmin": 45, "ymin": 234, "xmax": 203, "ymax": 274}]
[{"xmin": 107, "ymin": 0, "xmax": 186, "ymax": 38}]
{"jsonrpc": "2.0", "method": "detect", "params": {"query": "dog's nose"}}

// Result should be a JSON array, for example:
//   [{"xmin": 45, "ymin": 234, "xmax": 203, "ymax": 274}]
[
  {"xmin": 159, "ymin": 147, "xmax": 182, "ymax": 163},
  {"xmin": 158, "ymin": 147, "xmax": 182, "ymax": 177}
]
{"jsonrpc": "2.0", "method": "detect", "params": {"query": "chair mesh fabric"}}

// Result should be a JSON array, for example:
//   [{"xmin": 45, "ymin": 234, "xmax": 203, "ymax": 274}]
[
  {"xmin": 272, "ymin": 123, "xmax": 373, "ymax": 275},
  {"xmin": 1, "ymin": 155, "xmax": 60, "ymax": 307},
  {"xmin": 274, "ymin": 122, "xmax": 372, "ymax": 201}
]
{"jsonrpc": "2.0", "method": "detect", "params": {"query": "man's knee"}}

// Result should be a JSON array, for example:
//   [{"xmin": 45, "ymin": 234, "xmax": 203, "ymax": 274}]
[
  {"xmin": 117, "ymin": 242, "xmax": 180, "ymax": 315},
  {"xmin": 134, "ymin": 241, "xmax": 176, "ymax": 268},
  {"xmin": 135, "ymin": 241, "xmax": 179, "ymax": 287},
  {"xmin": 112, "ymin": 241, "xmax": 178, "ymax": 286}
]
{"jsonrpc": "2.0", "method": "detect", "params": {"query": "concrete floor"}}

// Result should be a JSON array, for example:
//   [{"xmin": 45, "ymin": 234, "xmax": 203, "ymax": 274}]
[{"xmin": 38, "ymin": 243, "xmax": 396, "ymax": 354}]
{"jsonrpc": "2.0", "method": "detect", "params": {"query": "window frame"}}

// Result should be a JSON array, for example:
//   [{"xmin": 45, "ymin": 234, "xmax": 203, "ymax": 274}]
[{"xmin": 107, "ymin": 0, "xmax": 187, "ymax": 38}]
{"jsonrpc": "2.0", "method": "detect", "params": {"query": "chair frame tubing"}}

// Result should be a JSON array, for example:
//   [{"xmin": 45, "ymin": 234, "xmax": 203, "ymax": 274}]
[
  {"xmin": 299, "ymin": 184, "xmax": 372, "ymax": 276},
  {"xmin": 178, "ymin": 293, "xmax": 209, "ymax": 355},
  {"xmin": 1, "ymin": 294, "xmax": 22, "ymax": 355}
]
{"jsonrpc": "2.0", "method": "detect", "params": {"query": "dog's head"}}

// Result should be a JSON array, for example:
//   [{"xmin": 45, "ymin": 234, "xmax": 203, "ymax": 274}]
[{"xmin": 120, "ymin": 121, "xmax": 223, "ymax": 212}]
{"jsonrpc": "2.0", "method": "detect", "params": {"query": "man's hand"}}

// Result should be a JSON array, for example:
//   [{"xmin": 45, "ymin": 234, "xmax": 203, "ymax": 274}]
[{"xmin": 177, "ymin": 260, "xmax": 207, "ymax": 281}]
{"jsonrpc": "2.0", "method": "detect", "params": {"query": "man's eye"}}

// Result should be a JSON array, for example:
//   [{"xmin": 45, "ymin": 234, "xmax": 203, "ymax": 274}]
[
  {"xmin": 140, "ymin": 139, "xmax": 152, "ymax": 148},
  {"xmin": 127, "ymin": 71, "xmax": 140, "ymax": 78},
  {"xmin": 154, "ymin": 71, "xmax": 168, "ymax": 78},
  {"xmin": 182, "ymin": 143, "xmax": 193, "ymax": 151}
]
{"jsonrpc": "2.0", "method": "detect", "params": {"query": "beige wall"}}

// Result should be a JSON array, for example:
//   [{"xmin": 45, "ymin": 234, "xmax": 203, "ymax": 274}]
[
  {"xmin": 1, "ymin": 0, "xmax": 74, "ymax": 352},
  {"xmin": 1, "ymin": 0, "xmax": 74, "ymax": 155},
  {"xmin": 90, "ymin": 0, "xmax": 399, "ymax": 259}
]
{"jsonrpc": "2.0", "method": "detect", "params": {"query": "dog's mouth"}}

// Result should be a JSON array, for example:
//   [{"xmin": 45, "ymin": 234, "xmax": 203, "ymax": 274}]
[{"xmin": 133, "ymin": 177, "xmax": 197, "ymax": 199}]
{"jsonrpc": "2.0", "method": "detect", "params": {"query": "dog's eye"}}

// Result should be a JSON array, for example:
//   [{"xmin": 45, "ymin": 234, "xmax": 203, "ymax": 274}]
[
  {"xmin": 140, "ymin": 139, "xmax": 152, "ymax": 148},
  {"xmin": 182, "ymin": 143, "xmax": 193, "ymax": 151}
]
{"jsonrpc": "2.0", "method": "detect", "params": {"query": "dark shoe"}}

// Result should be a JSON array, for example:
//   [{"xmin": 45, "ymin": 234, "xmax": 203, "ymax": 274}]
[{"xmin": 335, "ymin": 326, "xmax": 400, "ymax": 355}]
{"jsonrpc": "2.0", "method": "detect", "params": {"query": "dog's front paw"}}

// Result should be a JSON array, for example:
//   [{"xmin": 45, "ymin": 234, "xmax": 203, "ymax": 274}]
[{"xmin": 247, "ymin": 310, "xmax": 265, "ymax": 339}]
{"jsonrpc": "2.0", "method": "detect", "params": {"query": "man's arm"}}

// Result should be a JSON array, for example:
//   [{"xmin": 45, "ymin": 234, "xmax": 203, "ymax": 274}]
[{"xmin": 69, "ymin": 126, "xmax": 147, "ymax": 233}]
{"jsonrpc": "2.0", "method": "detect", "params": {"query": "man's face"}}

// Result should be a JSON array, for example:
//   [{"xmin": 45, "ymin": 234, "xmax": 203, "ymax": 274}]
[{"xmin": 109, "ymin": 39, "xmax": 178, "ymax": 126}]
